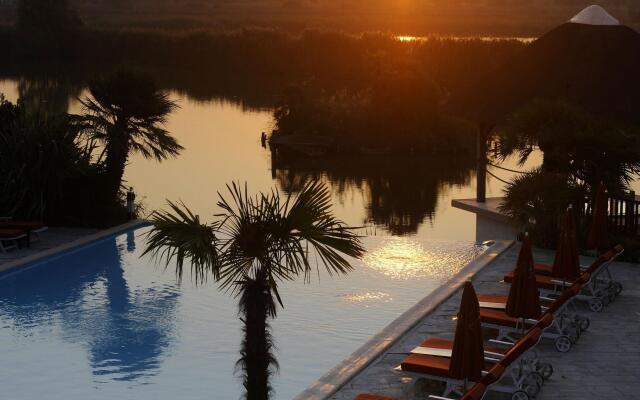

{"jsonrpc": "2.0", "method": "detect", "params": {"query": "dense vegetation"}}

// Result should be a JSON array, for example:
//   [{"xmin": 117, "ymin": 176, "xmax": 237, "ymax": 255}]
[
  {"xmin": 75, "ymin": 70, "xmax": 183, "ymax": 203},
  {"xmin": 4, "ymin": 0, "xmax": 640, "ymax": 252},
  {"xmin": 271, "ymin": 71, "xmax": 479, "ymax": 155},
  {"xmin": 495, "ymin": 100, "xmax": 640, "ymax": 248},
  {"xmin": 0, "ymin": 27, "xmax": 525, "ymax": 99},
  {"xmin": 0, "ymin": 96, "xmax": 120, "ymax": 225},
  {"xmin": 0, "ymin": 19, "xmax": 527, "ymax": 154},
  {"xmin": 0, "ymin": 71, "xmax": 181, "ymax": 226}
]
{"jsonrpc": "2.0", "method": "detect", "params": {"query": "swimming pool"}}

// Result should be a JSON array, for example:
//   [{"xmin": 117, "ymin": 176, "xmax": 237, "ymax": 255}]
[{"xmin": 0, "ymin": 227, "xmax": 485, "ymax": 399}]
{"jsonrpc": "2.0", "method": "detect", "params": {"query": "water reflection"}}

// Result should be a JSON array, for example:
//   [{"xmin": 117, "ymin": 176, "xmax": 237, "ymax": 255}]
[
  {"xmin": 362, "ymin": 237, "xmax": 476, "ymax": 279},
  {"xmin": 0, "ymin": 76, "xmax": 510, "ymax": 239},
  {"xmin": 272, "ymin": 148, "xmax": 476, "ymax": 235},
  {"xmin": 340, "ymin": 291, "xmax": 392, "ymax": 305},
  {"xmin": 0, "ymin": 68, "xmax": 278, "ymax": 112},
  {"xmin": 16, "ymin": 77, "xmax": 82, "ymax": 114},
  {"xmin": 0, "ymin": 234, "xmax": 179, "ymax": 382}
]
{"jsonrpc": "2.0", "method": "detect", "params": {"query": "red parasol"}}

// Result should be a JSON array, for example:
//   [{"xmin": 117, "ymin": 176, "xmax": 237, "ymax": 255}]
[
  {"xmin": 506, "ymin": 234, "xmax": 542, "ymax": 327},
  {"xmin": 551, "ymin": 206, "xmax": 581, "ymax": 281},
  {"xmin": 587, "ymin": 183, "xmax": 610, "ymax": 254},
  {"xmin": 449, "ymin": 281, "xmax": 485, "ymax": 386}
]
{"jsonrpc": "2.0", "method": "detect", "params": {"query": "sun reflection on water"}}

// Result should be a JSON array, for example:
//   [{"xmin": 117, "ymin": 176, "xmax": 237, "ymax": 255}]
[
  {"xmin": 362, "ymin": 237, "xmax": 479, "ymax": 280},
  {"xmin": 341, "ymin": 291, "xmax": 392, "ymax": 305},
  {"xmin": 395, "ymin": 35, "xmax": 535, "ymax": 43}
]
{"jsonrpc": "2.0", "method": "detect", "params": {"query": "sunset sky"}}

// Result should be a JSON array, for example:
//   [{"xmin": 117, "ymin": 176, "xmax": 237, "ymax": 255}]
[{"xmin": 2, "ymin": 1, "xmax": 637, "ymax": 35}]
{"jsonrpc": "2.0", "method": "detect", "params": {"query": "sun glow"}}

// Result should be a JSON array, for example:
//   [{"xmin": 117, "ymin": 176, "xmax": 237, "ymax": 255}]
[
  {"xmin": 396, "ymin": 35, "xmax": 420, "ymax": 42},
  {"xmin": 395, "ymin": 35, "xmax": 535, "ymax": 43},
  {"xmin": 341, "ymin": 291, "xmax": 393, "ymax": 305},
  {"xmin": 363, "ymin": 237, "xmax": 466, "ymax": 280}
]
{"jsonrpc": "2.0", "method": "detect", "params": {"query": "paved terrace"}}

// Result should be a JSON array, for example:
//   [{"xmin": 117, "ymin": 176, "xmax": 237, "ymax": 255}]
[
  {"xmin": 330, "ymin": 244, "xmax": 640, "ymax": 400},
  {"xmin": 0, "ymin": 221, "xmax": 148, "ymax": 273},
  {"xmin": 0, "ymin": 227, "xmax": 98, "ymax": 266}
]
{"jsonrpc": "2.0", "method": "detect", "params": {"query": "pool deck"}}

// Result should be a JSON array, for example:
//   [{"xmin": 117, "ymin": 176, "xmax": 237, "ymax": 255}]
[
  {"xmin": 0, "ymin": 220, "xmax": 148, "ymax": 274},
  {"xmin": 0, "ymin": 227, "xmax": 99, "ymax": 265},
  {"xmin": 327, "ymin": 244, "xmax": 640, "ymax": 400},
  {"xmin": 293, "ymin": 240, "xmax": 515, "ymax": 400}
]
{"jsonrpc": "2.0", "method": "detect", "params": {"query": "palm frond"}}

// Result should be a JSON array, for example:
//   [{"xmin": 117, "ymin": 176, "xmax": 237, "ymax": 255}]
[
  {"xmin": 276, "ymin": 181, "xmax": 365, "ymax": 280},
  {"xmin": 143, "ymin": 200, "xmax": 220, "ymax": 284}
]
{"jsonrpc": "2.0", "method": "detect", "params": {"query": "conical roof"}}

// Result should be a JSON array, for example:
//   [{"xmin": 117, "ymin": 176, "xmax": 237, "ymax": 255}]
[
  {"xmin": 570, "ymin": 5, "xmax": 620, "ymax": 26},
  {"xmin": 450, "ymin": 6, "xmax": 640, "ymax": 126}
]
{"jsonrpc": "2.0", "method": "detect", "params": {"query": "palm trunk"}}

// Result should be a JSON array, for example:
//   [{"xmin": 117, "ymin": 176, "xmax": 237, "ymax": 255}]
[
  {"xmin": 104, "ymin": 123, "xmax": 129, "ymax": 203},
  {"xmin": 238, "ymin": 274, "xmax": 276, "ymax": 400}
]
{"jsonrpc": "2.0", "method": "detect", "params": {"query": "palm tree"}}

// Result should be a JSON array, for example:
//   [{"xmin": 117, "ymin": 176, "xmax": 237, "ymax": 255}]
[
  {"xmin": 143, "ymin": 182, "xmax": 364, "ymax": 400},
  {"xmin": 495, "ymin": 99, "xmax": 640, "ymax": 191},
  {"xmin": 76, "ymin": 70, "xmax": 183, "ymax": 202}
]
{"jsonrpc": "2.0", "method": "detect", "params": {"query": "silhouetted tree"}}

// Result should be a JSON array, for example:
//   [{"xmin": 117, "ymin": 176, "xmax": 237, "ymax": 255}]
[
  {"xmin": 17, "ymin": 78, "xmax": 81, "ymax": 114},
  {"xmin": 496, "ymin": 100, "xmax": 640, "ymax": 247},
  {"xmin": 75, "ymin": 70, "xmax": 183, "ymax": 203},
  {"xmin": 495, "ymin": 99, "xmax": 640, "ymax": 192},
  {"xmin": 144, "ymin": 182, "xmax": 364, "ymax": 400},
  {"xmin": 0, "ymin": 97, "xmax": 95, "ymax": 220}
]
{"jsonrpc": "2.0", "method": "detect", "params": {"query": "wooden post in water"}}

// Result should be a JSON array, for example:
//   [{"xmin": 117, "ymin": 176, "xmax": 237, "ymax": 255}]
[{"xmin": 476, "ymin": 127, "xmax": 487, "ymax": 203}]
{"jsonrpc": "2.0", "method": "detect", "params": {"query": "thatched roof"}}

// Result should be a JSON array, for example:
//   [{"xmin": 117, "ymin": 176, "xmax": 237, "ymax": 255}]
[
  {"xmin": 451, "ymin": 8, "xmax": 640, "ymax": 126},
  {"xmin": 570, "ymin": 5, "xmax": 620, "ymax": 26}
]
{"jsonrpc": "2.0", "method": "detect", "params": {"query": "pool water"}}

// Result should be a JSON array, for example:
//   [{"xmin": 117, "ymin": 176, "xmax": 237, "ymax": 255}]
[{"xmin": 0, "ymin": 228, "xmax": 485, "ymax": 400}]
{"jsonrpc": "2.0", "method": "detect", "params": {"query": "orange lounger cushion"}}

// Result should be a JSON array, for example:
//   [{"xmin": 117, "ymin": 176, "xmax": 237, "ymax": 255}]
[
  {"xmin": 354, "ymin": 395, "xmax": 398, "ymax": 400},
  {"xmin": 419, "ymin": 337, "xmax": 506, "ymax": 356},
  {"xmin": 401, "ymin": 353, "xmax": 495, "ymax": 378},
  {"xmin": 0, "ymin": 221, "xmax": 46, "ymax": 231},
  {"xmin": 480, "ymin": 308, "xmax": 537, "ymax": 328},
  {"xmin": 534, "ymin": 263, "xmax": 553, "ymax": 275},
  {"xmin": 0, "ymin": 228, "xmax": 26, "ymax": 239},
  {"xmin": 504, "ymin": 270, "xmax": 575, "ymax": 291},
  {"xmin": 477, "ymin": 294, "xmax": 508, "ymax": 309},
  {"xmin": 401, "ymin": 353, "xmax": 451, "ymax": 376}
]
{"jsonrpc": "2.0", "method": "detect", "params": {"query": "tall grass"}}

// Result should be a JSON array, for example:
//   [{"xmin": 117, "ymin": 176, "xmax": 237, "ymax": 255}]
[{"xmin": 0, "ymin": 27, "xmax": 526, "ymax": 101}]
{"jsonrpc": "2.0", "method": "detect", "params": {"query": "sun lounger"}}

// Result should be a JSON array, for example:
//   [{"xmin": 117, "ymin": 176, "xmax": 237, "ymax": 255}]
[
  {"xmin": 412, "ymin": 329, "xmax": 551, "ymax": 388},
  {"xmin": 477, "ymin": 289, "xmax": 591, "ymax": 333},
  {"xmin": 584, "ymin": 245, "xmax": 624, "ymax": 300},
  {"xmin": 504, "ymin": 246, "xmax": 623, "ymax": 312},
  {"xmin": 0, "ymin": 228, "xmax": 28, "ymax": 253},
  {"xmin": 480, "ymin": 285, "xmax": 582, "ymax": 352},
  {"xmin": 399, "ymin": 355, "xmax": 499, "ymax": 399},
  {"xmin": 0, "ymin": 218, "xmax": 48, "ymax": 243},
  {"xmin": 533, "ymin": 245, "xmax": 623, "ymax": 291},
  {"xmin": 399, "ymin": 326, "xmax": 544, "ymax": 400}
]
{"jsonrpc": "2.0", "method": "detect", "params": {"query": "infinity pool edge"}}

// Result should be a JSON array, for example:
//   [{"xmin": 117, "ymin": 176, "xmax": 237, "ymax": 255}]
[
  {"xmin": 292, "ymin": 239, "xmax": 515, "ymax": 400},
  {"xmin": 0, "ymin": 219, "xmax": 150, "ymax": 275}
]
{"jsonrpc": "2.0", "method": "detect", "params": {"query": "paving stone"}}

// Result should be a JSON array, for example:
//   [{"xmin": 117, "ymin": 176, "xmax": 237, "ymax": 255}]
[
  {"xmin": 330, "ymin": 245, "xmax": 640, "ymax": 400},
  {"xmin": 0, "ymin": 227, "xmax": 98, "ymax": 266}
]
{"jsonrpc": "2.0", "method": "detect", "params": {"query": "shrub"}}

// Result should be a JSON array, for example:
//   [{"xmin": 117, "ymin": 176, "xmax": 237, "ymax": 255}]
[{"xmin": 0, "ymin": 97, "xmax": 128, "ymax": 227}]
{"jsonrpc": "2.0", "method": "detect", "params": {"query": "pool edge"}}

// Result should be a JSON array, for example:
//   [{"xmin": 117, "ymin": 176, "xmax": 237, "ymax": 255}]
[
  {"xmin": 0, "ymin": 219, "xmax": 150, "ymax": 275},
  {"xmin": 291, "ymin": 239, "xmax": 515, "ymax": 400}
]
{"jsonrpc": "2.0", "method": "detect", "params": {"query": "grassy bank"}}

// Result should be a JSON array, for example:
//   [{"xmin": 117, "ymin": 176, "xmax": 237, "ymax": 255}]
[{"xmin": 0, "ymin": 27, "xmax": 526, "ymax": 100}]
